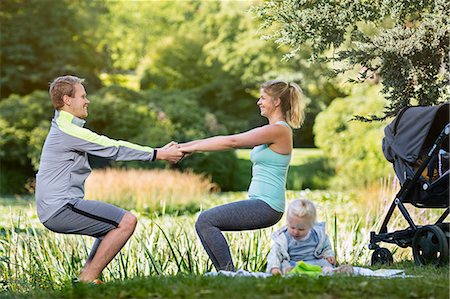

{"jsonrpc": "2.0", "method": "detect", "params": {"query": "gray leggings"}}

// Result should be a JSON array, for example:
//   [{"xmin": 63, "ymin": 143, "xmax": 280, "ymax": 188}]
[{"xmin": 195, "ymin": 199, "xmax": 283, "ymax": 271}]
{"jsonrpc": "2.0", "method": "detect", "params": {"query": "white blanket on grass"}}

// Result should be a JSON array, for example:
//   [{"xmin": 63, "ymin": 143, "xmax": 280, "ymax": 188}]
[{"xmin": 205, "ymin": 267, "xmax": 409, "ymax": 278}]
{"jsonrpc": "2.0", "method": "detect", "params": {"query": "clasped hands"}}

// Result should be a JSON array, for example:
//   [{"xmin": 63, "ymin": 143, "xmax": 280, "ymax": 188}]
[{"xmin": 157, "ymin": 141, "xmax": 193, "ymax": 164}]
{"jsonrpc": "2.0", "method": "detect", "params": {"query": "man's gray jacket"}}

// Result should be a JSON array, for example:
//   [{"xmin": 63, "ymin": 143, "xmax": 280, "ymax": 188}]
[{"xmin": 36, "ymin": 110, "xmax": 156, "ymax": 223}]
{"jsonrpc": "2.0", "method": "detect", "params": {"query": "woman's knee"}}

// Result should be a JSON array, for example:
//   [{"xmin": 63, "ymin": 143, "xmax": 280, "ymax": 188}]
[{"xmin": 195, "ymin": 210, "xmax": 213, "ymax": 232}]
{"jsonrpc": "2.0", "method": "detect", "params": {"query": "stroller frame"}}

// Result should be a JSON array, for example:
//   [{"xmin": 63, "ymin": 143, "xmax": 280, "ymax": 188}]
[{"xmin": 369, "ymin": 106, "xmax": 449, "ymax": 266}]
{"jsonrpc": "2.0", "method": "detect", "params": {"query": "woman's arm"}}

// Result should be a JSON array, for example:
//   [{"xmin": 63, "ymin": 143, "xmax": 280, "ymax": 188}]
[{"xmin": 178, "ymin": 124, "xmax": 289, "ymax": 153}]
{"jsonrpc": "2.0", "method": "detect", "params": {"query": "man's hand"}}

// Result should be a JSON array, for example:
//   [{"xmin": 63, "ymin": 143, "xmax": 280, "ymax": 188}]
[
  {"xmin": 155, "ymin": 143, "xmax": 184, "ymax": 164},
  {"xmin": 326, "ymin": 256, "xmax": 336, "ymax": 265}
]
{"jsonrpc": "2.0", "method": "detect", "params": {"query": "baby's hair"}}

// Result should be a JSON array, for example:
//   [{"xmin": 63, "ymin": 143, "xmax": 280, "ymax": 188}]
[{"xmin": 287, "ymin": 199, "xmax": 316, "ymax": 226}]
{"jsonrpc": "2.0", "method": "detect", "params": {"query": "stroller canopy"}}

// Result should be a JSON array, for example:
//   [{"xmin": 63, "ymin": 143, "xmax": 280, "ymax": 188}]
[{"xmin": 382, "ymin": 103, "xmax": 449, "ymax": 184}]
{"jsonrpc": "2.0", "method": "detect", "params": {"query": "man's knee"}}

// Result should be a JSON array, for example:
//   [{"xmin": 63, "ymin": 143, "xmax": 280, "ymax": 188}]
[{"xmin": 119, "ymin": 212, "xmax": 137, "ymax": 233}]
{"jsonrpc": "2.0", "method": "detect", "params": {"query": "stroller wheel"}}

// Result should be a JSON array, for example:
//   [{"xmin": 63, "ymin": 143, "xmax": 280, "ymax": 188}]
[
  {"xmin": 412, "ymin": 225, "xmax": 449, "ymax": 266},
  {"xmin": 371, "ymin": 247, "xmax": 393, "ymax": 266}
]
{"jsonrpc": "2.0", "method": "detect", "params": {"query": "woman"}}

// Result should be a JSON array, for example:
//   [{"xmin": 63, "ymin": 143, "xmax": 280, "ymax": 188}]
[{"xmin": 178, "ymin": 80, "xmax": 305, "ymax": 271}]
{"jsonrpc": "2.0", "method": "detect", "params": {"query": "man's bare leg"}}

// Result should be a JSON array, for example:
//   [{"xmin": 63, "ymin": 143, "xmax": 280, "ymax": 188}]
[
  {"xmin": 78, "ymin": 238, "xmax": 101, "ymax": 278},
  {"xmin": 78, "ymin": 212, "xmax": 137, "ymax": 282}
]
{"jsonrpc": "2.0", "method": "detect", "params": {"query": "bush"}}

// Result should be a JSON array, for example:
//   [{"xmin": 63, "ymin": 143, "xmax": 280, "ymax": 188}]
[
  {"xmin": 141, "ymin": 89, "xmax": 226, "ymax": 142},
  {"xmin": 287, "ymin": 157, "xmax": 334, "ymax": 190},
  {"xmin": 313, "ymin": 84, "xmax": 391, "ymax": 189},
  {"xmin": 0, "ymin": 87, "xmax": 176, "ymax": 194},
  {"xmin": 0, "ymin": 91, "xmax": 52, "ymax": 194},
  {"xmin": 179, "ymin": 151, "xmax": 241, "ymax": 192}
]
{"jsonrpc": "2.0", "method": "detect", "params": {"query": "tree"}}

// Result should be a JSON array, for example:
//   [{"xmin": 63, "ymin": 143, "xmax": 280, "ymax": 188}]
[
  {"xmin": 98, "ymin": 0, "xmax": 199, "ymax": 72},
  {"xmin": 314, "ymin": 84, "xmax": 391, "ymax": 188},
  {"xmin": 254, "ymin": 0, "xmax": 450, "ymax": 120},
  {"xmin": 0, "ymin": 91, "xmax": 52, "ymax": 193},
  {"xmin": 140, "ymin": 0, "xmax": 344, "ymax": 146},
  {"xmin": 0, "ymin": 0, "xmax": 108, "ymax": 98}
]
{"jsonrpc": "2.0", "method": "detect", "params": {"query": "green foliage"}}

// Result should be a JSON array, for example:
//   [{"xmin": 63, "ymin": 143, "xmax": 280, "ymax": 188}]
[
  {"xmin": 99, "ymin": 1, "xmax": 199, "ymax": 71},
  {"xmin": 0, "ymin": 0, "xmax": 354, "ymax": 192},
  {"xmin": 142, "ymin": 89, "xmax": 226, "ymax": 142},
  {"xmin": 254, "ymin": 0, "xmax": 450, "ymax": 119},
  {"xmin": 0, "ymin": 91, "xmax": 52, "ymax": 193},
  {"xmin": 287, "ymin": 158, "xmax": 334, "ymax": 190},
  {"xmin": 139, "ymin": 1, "xmax": 344, "ymax": 147},
  {"xmin": 87, "ymin": 86, "xmax": 174, "ymax": 146},
  {"xmin": 139, "ymin": 27, "xmax": 252, "ymax": 134},
  {"xmin": 179, "ymin": 151, "xmax": 240, "ymax": 192},
  {"xmin": 197, "ymin": 0, "xmax": 346, "ymax": 147},
  {"xmin": 314, "ymin": 84, "xmax": 391, "ymax": 188},
  {"xmin": 0, "ymin": 87, "xmax": 177, "ymax": 194},
  {"xmin": 0, "ymin": 0, "xmax": 107, "ymax": 98}
]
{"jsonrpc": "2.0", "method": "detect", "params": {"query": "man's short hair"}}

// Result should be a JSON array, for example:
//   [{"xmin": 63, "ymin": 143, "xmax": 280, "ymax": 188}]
[{"xmin": 49, "ymin": 75, "xmax": 85, "ymax": 110}]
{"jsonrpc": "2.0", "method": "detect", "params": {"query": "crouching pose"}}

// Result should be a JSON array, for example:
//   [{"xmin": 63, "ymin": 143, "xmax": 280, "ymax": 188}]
[{"xmin": 36, "ymin": 75, "xmax": 183, "ymax": 283}]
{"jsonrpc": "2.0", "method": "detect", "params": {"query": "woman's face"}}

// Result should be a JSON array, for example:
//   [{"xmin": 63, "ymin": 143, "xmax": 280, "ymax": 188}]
[{"xmin": 257, "ymin": 89, "xmax": 276, "ymax": 118}]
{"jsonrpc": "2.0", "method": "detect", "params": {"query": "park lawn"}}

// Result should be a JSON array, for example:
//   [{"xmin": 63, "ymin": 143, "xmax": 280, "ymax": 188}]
[
  {"xmin": 1, "ymin": 172, "xmax": 448, "ymax": 298},
  {"xmin": 3, "ymin": 262, "xmax": 448, "ymax": 299}
]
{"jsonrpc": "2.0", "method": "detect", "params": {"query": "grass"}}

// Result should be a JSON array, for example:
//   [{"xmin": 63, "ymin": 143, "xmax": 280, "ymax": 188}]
[
  {"xmin": 1, "ymin": 187, "xmax": 448, "ymax": 297},
  {"xmin": 0, "ymin": 160, "xmax": 448, "ymax": 298},
  {"xmin": 84, "ymin": 168, "xmax": 215, "ymax": 215},
  {"xmin": 2, "ymin": 263, "xmax": 449, "ymax": 299}
]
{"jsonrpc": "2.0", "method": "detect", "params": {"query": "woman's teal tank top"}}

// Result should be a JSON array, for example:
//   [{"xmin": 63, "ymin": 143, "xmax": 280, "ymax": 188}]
[{"xmin": 247, "ymin": 121, "xmax": 291, "ymax": 212}]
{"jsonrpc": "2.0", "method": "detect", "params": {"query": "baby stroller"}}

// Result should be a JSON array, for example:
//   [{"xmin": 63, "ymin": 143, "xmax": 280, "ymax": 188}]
[{"xmin": 369, "ymin": 103, "xmax": 449, "ymax": 266}]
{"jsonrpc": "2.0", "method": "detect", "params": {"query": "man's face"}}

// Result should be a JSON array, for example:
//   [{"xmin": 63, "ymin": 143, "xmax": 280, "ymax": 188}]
[{"xmin": 65, "ymin": 83, "xmax": 90, "ymax": 119}]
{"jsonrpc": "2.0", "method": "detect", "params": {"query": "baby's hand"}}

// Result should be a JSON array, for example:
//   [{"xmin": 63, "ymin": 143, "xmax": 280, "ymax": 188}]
[
  {"xmin": 326, "ymin": 256, "xmax": 336, "ymax": 265},
  {"xmin": 271, "ymin": 268, "xmax": 282, "ymax": 276}
]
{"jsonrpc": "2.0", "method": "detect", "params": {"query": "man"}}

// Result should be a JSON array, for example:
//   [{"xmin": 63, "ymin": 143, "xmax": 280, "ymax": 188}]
[{"xmin": 35, "ymin": 75, "xmax": 183, "ymax": 284}]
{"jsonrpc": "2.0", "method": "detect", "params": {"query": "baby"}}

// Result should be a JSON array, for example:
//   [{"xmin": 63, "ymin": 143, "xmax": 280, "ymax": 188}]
[{"xmin": 267, "ymin": 198, "xmax": 336, "ymax": 275}]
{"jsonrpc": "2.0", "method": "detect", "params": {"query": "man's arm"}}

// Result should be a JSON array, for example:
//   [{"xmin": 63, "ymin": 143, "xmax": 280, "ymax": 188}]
[{"xmin": 59, "ymin": 122, "xmax": 182, "ymax": 163}]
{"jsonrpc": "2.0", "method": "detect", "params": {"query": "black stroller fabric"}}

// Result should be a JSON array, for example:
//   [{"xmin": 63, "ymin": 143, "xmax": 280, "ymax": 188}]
[{"xmin": 382, "ymin": 103, "xmax": 449, "ymax": 208}]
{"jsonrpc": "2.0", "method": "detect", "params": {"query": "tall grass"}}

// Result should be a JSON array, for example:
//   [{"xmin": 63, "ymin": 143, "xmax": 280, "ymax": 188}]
[
  {"xmin": 0, "ymin": 172, "xmax": 447, "ymax": 293},
  {"xmin": 84, "ymin": 168, "xmax": 217, "ymax": 214}
]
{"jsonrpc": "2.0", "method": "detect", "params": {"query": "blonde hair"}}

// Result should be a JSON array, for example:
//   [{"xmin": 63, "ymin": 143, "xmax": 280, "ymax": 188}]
[
  {"xmin": 261, "ymin": 80, "xmax": 305, "ymax": 128},
  {"xmin": 49, "ymin": 75, "xmax": 85, "ymax": 110},
  {"xmin": 287, "ymin": 199, "xmax": 316, "ymax": 226}
]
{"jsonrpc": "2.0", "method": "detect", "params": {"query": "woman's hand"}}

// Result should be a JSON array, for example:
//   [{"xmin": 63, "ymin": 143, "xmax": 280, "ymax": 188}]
[
  {"xmin": 161, "ymin": 141, "xmax": 178, "ymax": 150},
  {"xmin": 177, "ymin": 142, "xmax": 196, "ymax": 155}
]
